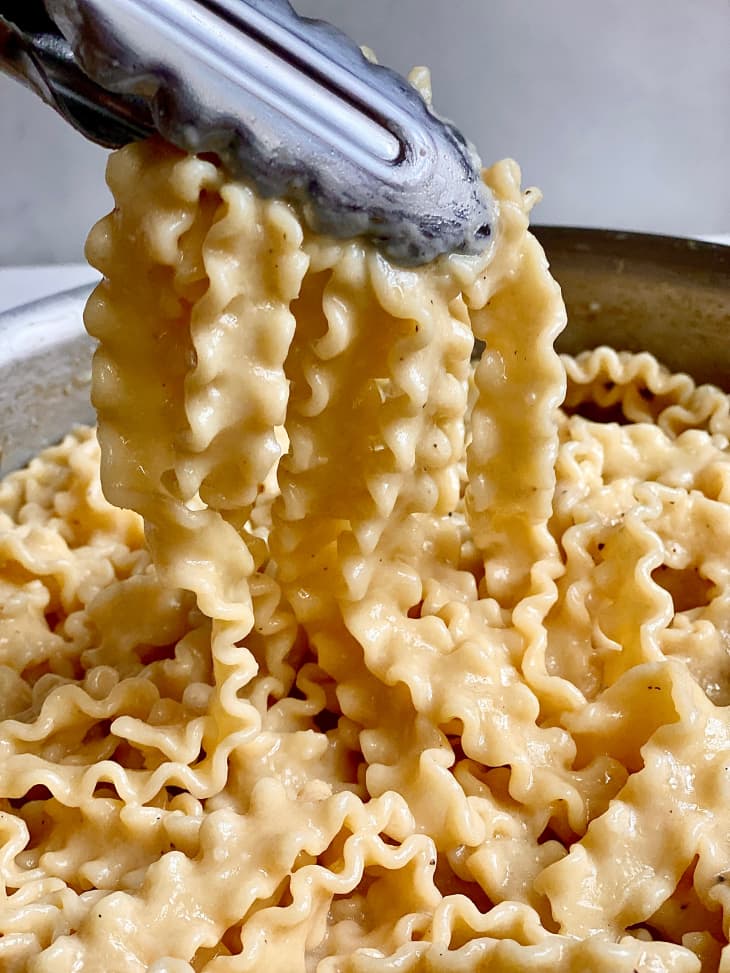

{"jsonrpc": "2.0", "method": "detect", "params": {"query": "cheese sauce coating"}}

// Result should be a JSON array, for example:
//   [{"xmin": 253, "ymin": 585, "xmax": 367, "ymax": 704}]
[{"xmin": 1, "ymin": 100, "xmax": 730, "ymax": 972}]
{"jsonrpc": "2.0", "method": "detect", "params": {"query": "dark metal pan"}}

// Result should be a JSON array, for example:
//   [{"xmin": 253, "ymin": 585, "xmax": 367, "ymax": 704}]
[{"xmin": 535, "ymin": 226, "xmax": 730, "ymax": 389}]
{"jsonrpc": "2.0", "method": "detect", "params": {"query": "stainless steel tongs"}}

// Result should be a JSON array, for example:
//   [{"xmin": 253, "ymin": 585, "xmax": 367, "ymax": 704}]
[{"xmin": 0, "ymin": 0, "xmax": 495, "ymax": 265}]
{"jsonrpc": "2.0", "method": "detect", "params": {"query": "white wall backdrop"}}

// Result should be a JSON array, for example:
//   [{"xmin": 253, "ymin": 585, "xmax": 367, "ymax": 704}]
[{"xmin": 0, "ymin": 0, "xmax": 728, "ymax": 265}]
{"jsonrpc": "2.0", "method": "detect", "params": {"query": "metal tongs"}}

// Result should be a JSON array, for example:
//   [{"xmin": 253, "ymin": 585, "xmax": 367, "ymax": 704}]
[{"xmin": 0, "ymin": 0, "xmax": 495, "ymax": 265}]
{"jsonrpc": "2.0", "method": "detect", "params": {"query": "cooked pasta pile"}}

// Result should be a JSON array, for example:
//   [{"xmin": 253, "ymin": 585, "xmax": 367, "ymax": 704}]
[{"xmin": 1, "ymin": 86, "xmax": 730, "ymax": 973}]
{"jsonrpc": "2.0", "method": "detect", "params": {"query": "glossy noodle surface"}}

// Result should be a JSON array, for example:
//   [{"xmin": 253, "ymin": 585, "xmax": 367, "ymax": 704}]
[{"xmin": 1, "ymin": 120, "xmax": 730, "ymax": 972}]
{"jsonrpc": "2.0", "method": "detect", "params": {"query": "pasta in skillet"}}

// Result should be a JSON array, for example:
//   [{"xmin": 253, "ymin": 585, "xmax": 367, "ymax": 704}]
[{"xmin": 1, "ymin": 76, "xmax": 730, "ymax": 972}]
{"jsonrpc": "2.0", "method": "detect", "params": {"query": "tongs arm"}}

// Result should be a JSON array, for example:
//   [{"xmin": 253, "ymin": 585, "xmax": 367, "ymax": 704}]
[
  {"xmin": 2, "ymin": 0, "xmax": 495, "ymax": 266},
  {"xmin": 0, "ymin": 0, "xmax": 152, "ymax": 146}
]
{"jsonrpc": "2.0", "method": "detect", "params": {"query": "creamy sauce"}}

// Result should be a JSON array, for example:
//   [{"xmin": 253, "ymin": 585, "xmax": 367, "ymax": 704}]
[{"xmin": 0, "ymin": 103, "xmax": 729, "ymax": 971}]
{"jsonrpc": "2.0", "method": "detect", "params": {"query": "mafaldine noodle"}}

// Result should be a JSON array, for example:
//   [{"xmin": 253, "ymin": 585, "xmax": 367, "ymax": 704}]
[{"xmin": 0, "ymin": 74, "xmax": 729, "ymax": 973}]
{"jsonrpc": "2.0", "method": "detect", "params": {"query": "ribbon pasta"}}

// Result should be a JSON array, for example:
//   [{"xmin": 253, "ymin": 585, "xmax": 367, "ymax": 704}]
[{"xmin": 1, "ymin": 109, "xmax": 730, "ymax": 973}]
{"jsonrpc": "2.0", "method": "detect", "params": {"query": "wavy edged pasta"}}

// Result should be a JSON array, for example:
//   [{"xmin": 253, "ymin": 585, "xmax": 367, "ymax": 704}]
[{"xmin": 0, "ymin": 123, "xmax": 729, "ymax": 971}]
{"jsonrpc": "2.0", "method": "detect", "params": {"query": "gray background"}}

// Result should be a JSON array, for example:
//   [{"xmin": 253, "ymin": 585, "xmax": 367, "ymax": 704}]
[{"xmin": 0, "ymin": 0, "xmax": 728, "ymax": 265}]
